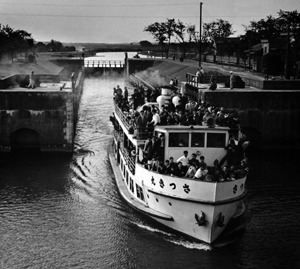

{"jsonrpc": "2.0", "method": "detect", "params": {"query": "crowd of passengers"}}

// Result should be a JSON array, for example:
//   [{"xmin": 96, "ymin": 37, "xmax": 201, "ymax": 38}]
[
  {"xmin": 113, "ymin": 84, "xmax": 240, "ymax": 134},
  {"xmin": 140, "ymin": 134, "xmax": 249, "ymax": 182},
  {"xmin": 113, "ymin": 85, "xmax": 249, "ymax": 182}
]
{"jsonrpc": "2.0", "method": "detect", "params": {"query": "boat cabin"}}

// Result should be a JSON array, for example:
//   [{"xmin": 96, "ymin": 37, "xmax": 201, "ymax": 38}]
[{"xmin": 152, "ymin": 125, "xmax": 229, "ymax": 165}]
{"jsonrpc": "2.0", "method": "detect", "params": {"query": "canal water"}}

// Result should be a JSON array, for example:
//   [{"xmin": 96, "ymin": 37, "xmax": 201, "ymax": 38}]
[{"xmin": 1, "ymin": 71, "xmax": 300, "ymax": 269}]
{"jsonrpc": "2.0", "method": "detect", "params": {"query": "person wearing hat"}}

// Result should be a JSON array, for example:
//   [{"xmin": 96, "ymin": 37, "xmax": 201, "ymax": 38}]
[{"xmin": 230, "ymin": 71, "xmax": 234, "ymax": 89}]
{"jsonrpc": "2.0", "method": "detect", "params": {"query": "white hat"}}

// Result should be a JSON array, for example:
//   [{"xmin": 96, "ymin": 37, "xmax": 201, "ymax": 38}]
[{"xmin": 230, "ymin": 71, "xmax": 233, "ymax": 74}]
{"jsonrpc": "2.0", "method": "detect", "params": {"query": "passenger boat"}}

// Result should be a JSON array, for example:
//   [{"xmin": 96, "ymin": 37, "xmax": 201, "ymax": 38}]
[{"xmin": 108, "ymin": 90, "xmax": 248, "ymax": 244}]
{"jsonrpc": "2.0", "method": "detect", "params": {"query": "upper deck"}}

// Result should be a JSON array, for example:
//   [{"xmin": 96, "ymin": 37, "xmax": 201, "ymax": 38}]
[{"xmin": 113, "ymin": 102, "xmax": 232, "ymax": 166}]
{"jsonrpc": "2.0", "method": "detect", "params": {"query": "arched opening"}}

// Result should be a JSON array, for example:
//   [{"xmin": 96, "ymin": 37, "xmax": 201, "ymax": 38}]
[{"xmin": 10, "ymin": 128, "xmax": 40, "ymax": 153}]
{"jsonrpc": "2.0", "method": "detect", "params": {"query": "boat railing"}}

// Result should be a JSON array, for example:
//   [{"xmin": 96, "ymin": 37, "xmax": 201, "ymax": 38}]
[
  {"xmin": 114, "ymin": 104, "xmax": 131, "ymax": 131},
  {"xmin": 114, "ymin": 104, "xmax": 153, "ymax": 139},
  {"xmin": 120, "ymin": 147, "xmax": 136, "ymax": 175}
]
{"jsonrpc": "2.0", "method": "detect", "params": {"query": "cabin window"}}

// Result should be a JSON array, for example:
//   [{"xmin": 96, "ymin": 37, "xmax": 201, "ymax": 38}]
[
  {"xmin": 191, "ymin": 133, "xmax": 205, "ymax": 147},
  {"xmin": 169, "ymin": 133, "xmax": 189, "ymax": 147},
  {"xmin": 136, "ymin": 184, "xmax": 145, "ymax": 201},
  {"xmin": 129, "ymin": 178, "xmax": 134, "ymax": 193},
  {"xmin": 207, "ymin": 133, "xmax": 226, "ymax": 148}
]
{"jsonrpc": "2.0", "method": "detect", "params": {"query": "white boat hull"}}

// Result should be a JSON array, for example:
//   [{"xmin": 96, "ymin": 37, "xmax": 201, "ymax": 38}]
[{"xmin": 109, "ymin": 140, "xmax": 246, "ymax": 244}]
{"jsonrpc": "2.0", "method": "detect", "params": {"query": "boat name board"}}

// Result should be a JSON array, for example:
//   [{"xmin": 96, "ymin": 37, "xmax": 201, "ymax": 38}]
[{"xmin": 136, "ymin": 165, "xmax": 246, "ymax": 203}]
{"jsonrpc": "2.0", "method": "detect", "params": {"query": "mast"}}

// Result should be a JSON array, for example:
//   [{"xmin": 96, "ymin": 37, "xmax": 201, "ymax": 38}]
[{"xmin": 199, "ymin": 2, "xmax": 203, "ymax": 67}]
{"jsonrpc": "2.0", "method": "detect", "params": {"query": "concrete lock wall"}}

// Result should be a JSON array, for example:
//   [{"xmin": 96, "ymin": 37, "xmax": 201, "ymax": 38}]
[
  {"xmin": 202, "ymin": 90, "xmax": 300, "ymax": 148},
  {"xmin": 0, "ymin": 91, "xmax": 74, "ymax": 152}
]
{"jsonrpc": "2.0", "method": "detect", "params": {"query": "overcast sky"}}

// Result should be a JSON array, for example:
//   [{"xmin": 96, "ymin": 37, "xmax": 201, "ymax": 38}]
[{"xmin": 0, "ymin": 0, "xmax": 299, "ymax": 43}]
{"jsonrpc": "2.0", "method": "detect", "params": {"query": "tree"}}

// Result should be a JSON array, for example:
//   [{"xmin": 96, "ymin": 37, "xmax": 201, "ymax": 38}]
[
  {"xmin": 203, "ymin": 19, "xmax": 235, "ymax": 42},
  {"xmin": 243, "ymin": 10, "xmax": 300, "ymax": 77},
  {"xmin": 162, "ymin": 18, "xmax": 177, "ymax": 58},
  {"xmin": 46, "ymin": 39, "xmax": 63, "ymax": 52},
  {"xmin": 173, "ymin": 20, "xmax": 198, "ymax": 59},
  {"xmin": 144, "ymin": 19, "xmax": 198, "ymax": 59},
  {"xmin": 0, "ymin": 24, "xmax": 32, "ymax": 63},
  {"xmin": 139, "ymin": 40, "xmax": 152, "ymax": 46},
  {"xmin": 144, "ymin": 22, "xmax": 167, "ymax": 57}
]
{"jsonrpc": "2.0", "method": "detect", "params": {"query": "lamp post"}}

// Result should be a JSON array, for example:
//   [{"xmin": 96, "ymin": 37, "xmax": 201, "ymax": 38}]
[{"xmin": 199, "ymin": 2, "xmax": 203, "ymax": 67}]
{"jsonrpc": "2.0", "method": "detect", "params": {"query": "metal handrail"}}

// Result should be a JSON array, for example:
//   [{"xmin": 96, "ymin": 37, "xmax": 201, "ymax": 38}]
[{"xmin": 84, "ymin": 60, "xmax": 124, "ymax": 67}]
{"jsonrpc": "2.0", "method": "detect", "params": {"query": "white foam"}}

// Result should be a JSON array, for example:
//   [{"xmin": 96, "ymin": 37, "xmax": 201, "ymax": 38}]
[{"xmin": 134, "ymin": 222, "xmax": 212, "ymax": 251}]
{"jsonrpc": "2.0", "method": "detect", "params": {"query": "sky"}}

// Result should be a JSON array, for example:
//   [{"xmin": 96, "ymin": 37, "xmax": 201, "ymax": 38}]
[{"xmin": 0, "ymin": 0, "xmax": 299, "ymax": 44}]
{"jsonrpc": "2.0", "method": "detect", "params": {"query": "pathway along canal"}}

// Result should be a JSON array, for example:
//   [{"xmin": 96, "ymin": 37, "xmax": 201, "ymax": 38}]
[{"xmin": 0, "ymin": 73, "xmax": 299, "ymax": 269}]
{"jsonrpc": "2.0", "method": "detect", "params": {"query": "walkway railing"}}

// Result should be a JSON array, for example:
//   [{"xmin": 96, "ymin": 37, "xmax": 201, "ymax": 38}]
[
  {"xmin": 186, "ymin": 73, "xmax": 200, "ymax": 88},
  {"xmin": 84, "ymin": 60, "xmax": 124, "ymax": 68}
]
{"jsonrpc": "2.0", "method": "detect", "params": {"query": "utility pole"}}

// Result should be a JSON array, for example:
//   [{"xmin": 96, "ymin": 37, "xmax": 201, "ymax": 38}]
[
  {"xmin": 284, "ymin": 22, "xmax": 291, "ymax": 79},
  {"xmin": 199, "ymin": 2, "xmax": 203, "ymax": 67}
]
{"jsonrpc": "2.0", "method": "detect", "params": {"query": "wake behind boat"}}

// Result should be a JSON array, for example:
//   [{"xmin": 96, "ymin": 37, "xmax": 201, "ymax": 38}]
[{"xmin": 108, "ymin": 83, "xmax": 249, "ymax": 244}]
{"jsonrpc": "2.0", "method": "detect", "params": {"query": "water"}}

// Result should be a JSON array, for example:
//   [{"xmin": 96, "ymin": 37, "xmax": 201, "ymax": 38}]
[{"xmin": 1, "ymin": 72, "xmax": 300, "ymax": 269}]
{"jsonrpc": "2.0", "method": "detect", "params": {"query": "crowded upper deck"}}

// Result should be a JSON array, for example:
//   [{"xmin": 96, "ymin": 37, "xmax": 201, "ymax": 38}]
[{"xmin": 110, "ymin": 83, "xmax": 249, "ymax": 183}]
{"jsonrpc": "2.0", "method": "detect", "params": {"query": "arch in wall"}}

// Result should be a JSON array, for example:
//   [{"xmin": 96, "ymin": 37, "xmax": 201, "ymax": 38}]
[{"xmin": 10, "ymin": 128, "xmax": 40, "ymax": 153}]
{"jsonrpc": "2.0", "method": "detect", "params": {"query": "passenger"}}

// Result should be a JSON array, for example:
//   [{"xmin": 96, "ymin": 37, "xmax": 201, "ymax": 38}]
[
  {"xmin": 177, "ymin": 151, "xmax": 189, "ymax": 172},
  {"xmin": 185, "ymin": 97, "xmax": 197, "ymax": 112},
  {"xmin": 189, "ymin": 153, "xmax": 200, "ymax": 168},
  {"xmin": 169, "ymin": 165, "xmax": 177, "ymax": 176},
  {"xmin": 159, "ymin": 105, "xmax": 168, "ymax": 125},
  {"xmin": 175, "ymin": 162, "xmax": 186, "ymax": 177},
  {"xmin": 157, "ymin": 161, "xmax": 166, "ymax": 174},
  {"xmin": 169, "ymin": 157, "xmax": 177, "ymax": 170},
  {"xmin": 202, "ymin": 110, "xmax": 210, "ymax": 125},
  {"xmin": 166, "ymin": 114, "xmax": 175, "ymax": 125},
  {"xmin": 124, "ymin": 86, "xmax": 128, "ymax": 101},
  {"xmin": 148, "ymin": 109, "xmax": 160, "ymax": 127},
  {"xmin": 193, "ymin": 165, "xmax": 208, "ymax": 180},
  {"xmin": 212, "ymin": 168, "xmax": 223, "ymax": 182},
  {"xmin": 219, "ymin": 138, "xmax": 237, "ymax": 168},
  {"xmin": 198, "ymin": 156, "xmax": 207, "ymax": 169},
  {"xmin": 228, "ymin": 165, "xmax": 236, "ymax": 180},
  {"xmin": 143, "ymin": 136, "xmax": 155, "ymax": 163},
  {"xmin": 185, "ymin": 162, "xmax": 197, "ymax": 178},
  {"xmin": 157, "ymin": 134, "xmax": 164, "ymax": 158},
  {"xmin": 189, "ymin": 109, "xmax": 201, "ymax": 125},
  {"xmin": 116, "ymin": 85, "xmax": 122, "ymax": 95},
  {"xmin": 133, "ymin": 111, "xmax": 143, "ymax": 138},
  {"xmin": 215, "ymin": 107, "xmax": 225, "ymax": 126},
  {"xmin": 151, "ymin": 158, "xmax": 160, "ymax": 172},
  {"xmin": 153, "ymin": 135, "xmax": 162, "ymax": 159},
  {"xmin": 180, "ymin": 110, "xmax": 190, "ymax": 126},
  {"xmin": 170, "ymin": 110, "xmax": 179, "ymax": 125},
  {"xmin": 164, "ymin": 160, "xmax": 172, "ymax": 175}
]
